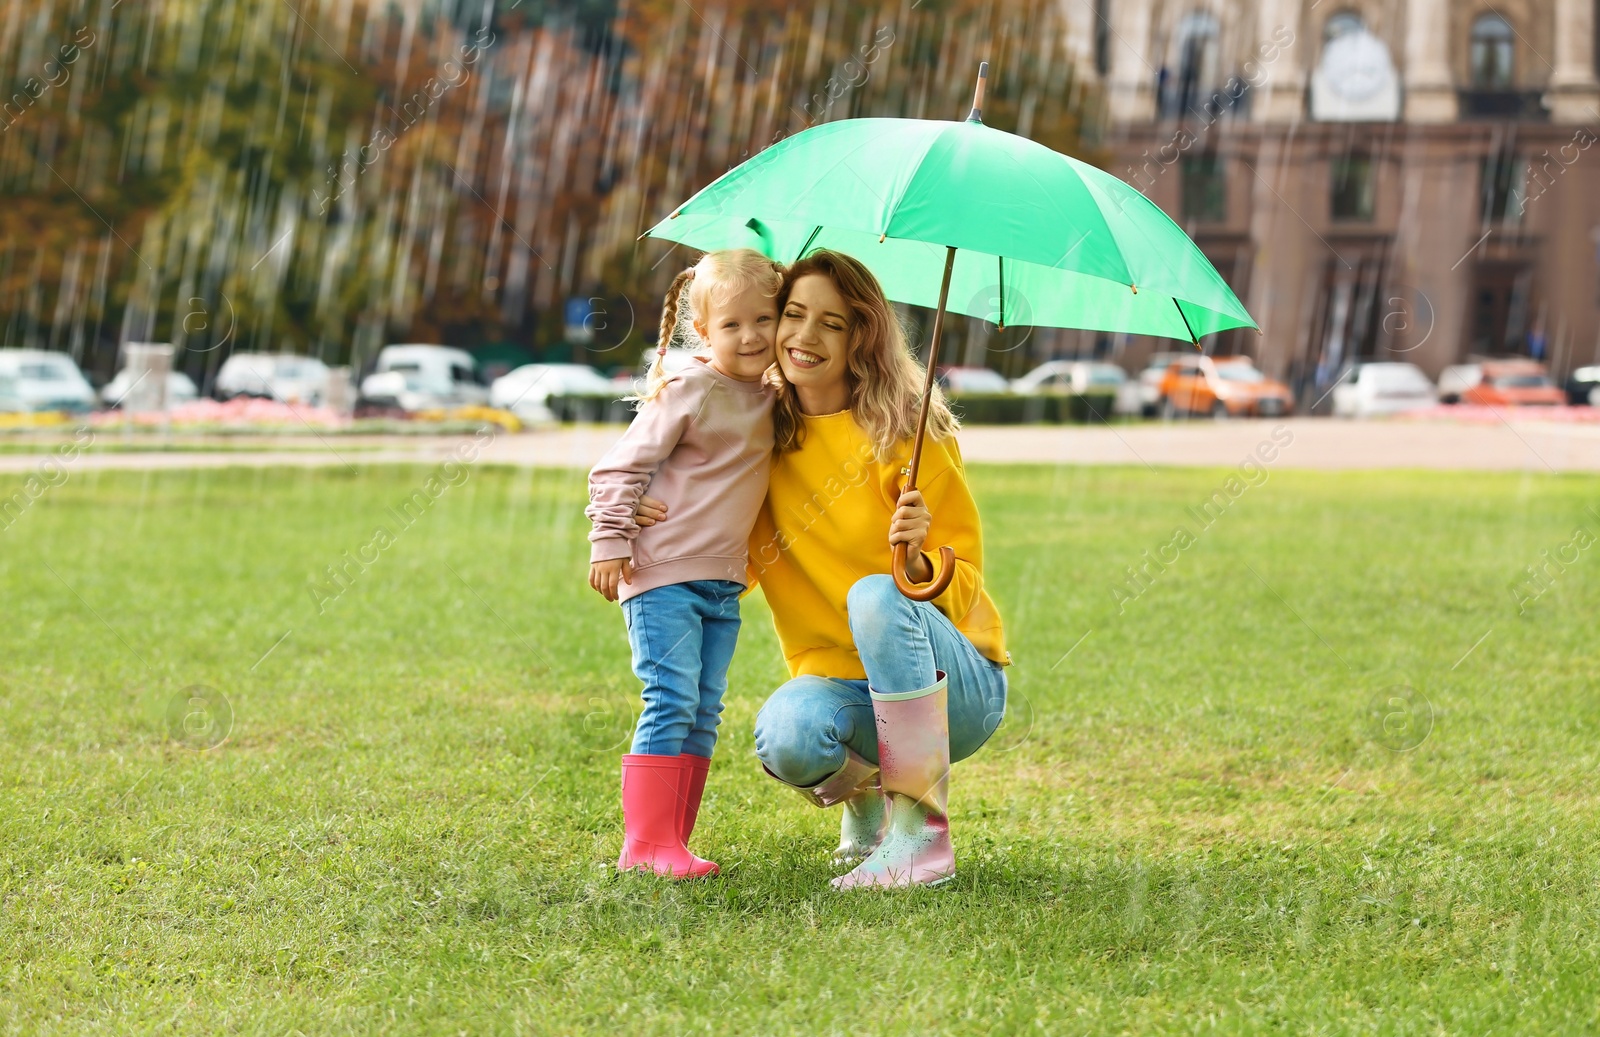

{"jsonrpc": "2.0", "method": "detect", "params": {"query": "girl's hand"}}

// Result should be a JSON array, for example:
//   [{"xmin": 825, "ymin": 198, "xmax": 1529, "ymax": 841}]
[
  {"xmin": 889, "ymin": 489, "xmax": 932, "ymax": 556},
  {"xmin": 634, "ymin": 494, "xmax": 668, "ymax": 527},
  {"xmin": 589, "ymin": 558, "xmax": 634, "ymax": 601}
]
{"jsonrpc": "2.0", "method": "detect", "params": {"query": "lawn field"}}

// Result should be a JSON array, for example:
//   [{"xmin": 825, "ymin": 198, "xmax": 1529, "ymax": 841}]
[{"xmin": 2, "ymin": 454, "xmax": 1599, "ymax": 1034}]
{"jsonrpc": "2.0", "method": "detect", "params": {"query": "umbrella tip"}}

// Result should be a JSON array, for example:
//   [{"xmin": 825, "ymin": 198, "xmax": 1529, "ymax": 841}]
[
  {"xmin": 967, "ymin": 62, "xmax": 988, "ymax": 123},
  {"xmin": 879, "ymin": 232, "xmax": 886, "ymax": 243},
  {"xmin": 1130, "ymin": 283, "xmax": 1137, "ymax": 295}
]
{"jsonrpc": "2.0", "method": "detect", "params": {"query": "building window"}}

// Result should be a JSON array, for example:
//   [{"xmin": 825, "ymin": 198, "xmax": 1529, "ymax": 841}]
[
  {"xmin": 1480, "ymin": 153, "xmax": 1526, "ymax": 223},
  {"xmin": 1095, "ymin": 0, "xmax": 1111, "ymax": 76},
  {"xmin": 1330, "ymin": 154, "xmax": 1375, "ymax": 221},
  {"xmin": 1469, "ymin": 14, "xmax": 1515, "ymax": 88},
  {"xmin": 1181, "ymin": 154, "xmax": 1227, "ymax": 222},
  {"xmin": 1323, "ymin": 10, "xmax": 1365, "ymax": 43},
  {"xmin": 1160, "ymin": 11, "xmax": 1221, "ymax": 118}
]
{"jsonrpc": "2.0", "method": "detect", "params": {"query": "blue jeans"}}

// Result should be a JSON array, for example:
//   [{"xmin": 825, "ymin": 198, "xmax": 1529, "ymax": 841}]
[
  {"xmin": 754, "ymin": 574, "xmax": 1008, "ymax": 787},
  {"xmin": 623, "ymin": 579, "xmax": 743, "ymax": 759}
]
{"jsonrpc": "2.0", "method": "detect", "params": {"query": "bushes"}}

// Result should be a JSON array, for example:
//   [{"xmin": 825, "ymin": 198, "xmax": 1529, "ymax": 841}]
[
  {"xmin": 545, "ymin": 393, "xmax": 637, "ymax": 423},
  {"xmin": 546, "ymin": 391, "xmax": 1116, "ymax": 424},
  {"xmin": 945, "ymin": 391, "xmax": 1116, "ymax": 424}
]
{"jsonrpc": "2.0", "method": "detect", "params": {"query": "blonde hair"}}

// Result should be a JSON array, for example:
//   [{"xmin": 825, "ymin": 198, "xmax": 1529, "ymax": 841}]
[
  {"xmin": 771, "ymin": 249, "xmax": 960, "ymax": 462},
  {"xmin": 631, "ymin": 248, "xmax": 784, "ymax": 405}
]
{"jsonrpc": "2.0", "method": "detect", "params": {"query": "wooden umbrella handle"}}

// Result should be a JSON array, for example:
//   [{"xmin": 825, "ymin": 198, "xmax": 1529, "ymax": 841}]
[
  {"xmin": 893, "ymin": 542, "xmax": 957, "ymax": 600},
  {"xmin": 891, "ymin": 245, "xmax": 960, "ymax": 601}
]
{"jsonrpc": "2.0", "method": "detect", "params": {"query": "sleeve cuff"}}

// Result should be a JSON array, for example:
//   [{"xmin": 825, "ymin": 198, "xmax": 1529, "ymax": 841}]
[{"xmin": 589, "ymin": 538, "xmax": 633, "ymax": 564}]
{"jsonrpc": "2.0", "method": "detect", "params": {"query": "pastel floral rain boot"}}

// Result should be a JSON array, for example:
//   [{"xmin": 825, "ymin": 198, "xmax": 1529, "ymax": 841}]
[
  {"xmin": 762, "ymin": 746, "xmax": 888, "ymax": 864},
  {"xmin": 831, "ymin": 672, "xmax": 955, "ymax": 890}
]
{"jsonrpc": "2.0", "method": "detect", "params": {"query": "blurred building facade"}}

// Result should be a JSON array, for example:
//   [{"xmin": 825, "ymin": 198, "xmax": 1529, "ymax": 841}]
[{"xmin": 1062, "ymin": 0, "xmax": 1600, "ymax": 404}]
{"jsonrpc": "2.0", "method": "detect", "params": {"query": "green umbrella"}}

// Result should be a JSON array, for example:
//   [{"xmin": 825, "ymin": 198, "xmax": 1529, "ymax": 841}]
[{"xmin": 644, "ymin": 64, "xmax": 1257, "ymax": 598}]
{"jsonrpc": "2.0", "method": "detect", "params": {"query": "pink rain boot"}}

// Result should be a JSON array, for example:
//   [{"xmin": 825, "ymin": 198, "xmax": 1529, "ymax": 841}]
[
  {"xmin": 677, "ymin": 753, "xmax": 718, "ymax": 870},
  {"xmin": 617, "ymin": 754, "xmax": 719, "ymax": 879},
  {"xmin": 762, "ymin": 746, "xmax": 889, "ymax": 864},
  {"xmin": 831, "ymin": 672, "xmax": 955, "ymax": 890}
]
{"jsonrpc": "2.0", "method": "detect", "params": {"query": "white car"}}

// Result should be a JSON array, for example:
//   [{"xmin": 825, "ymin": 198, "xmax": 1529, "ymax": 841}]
[
  {"xmin": 1436, "ymin": 364, "xmax": 1482, "ymax": 405},
  {"xmin": 101, "ymin": 369, "xmax": 200, "ymax": 408},
  {"xmin": 215, "ymin": 353, "xmax": 332, "ymax": 404},
  {"xmin": 1331, "ymin": 362, "xmax": 1438, "ymax": 418},
  {"xmin": 360, "ymin": 345, "xmax": 488, "ymax": 412},
  {"xmin": 1013, "ymin": 360, "xmax": 1141, "ymax": 415},
  {"xmin": 491, "ymin": 363, "xmax": 618, "ymax": 423},
  {"xmin": 0, "ymin": 350, "xmax": 98, "ymax": 412},
  {"xmin": 936, "ymin": 366, "xmax": 1013, "ymax": 394}
]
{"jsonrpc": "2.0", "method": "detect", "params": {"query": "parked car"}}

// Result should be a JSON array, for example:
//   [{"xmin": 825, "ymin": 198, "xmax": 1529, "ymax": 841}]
[
  {"xmin": 1137, "ymin": 351, "xmax": 1196, "ymax": 416},
  {"xmin": 491, "ymin": 363, "xmax": 617, "ymax": 423},
  {"xmin": 1564, "ymin": 365, "xmax": 1600, "ymax": 406},
  {"xmin": 215, "ymin": 353, "xmax": 332, "ymax": 404},
  {"xmin": 359, "ymin": 345, "xmax": 488, "ymax": 412},
  {"xmin": 101, "ymin": 368, "xmax": 199, "ymax": 409},
  {"xmin": 936, "ymin": 365, "xmax": 1012, "ymax": 394},
  {"xmin": 0, "ymin": 349, "xmax": 97, "ymax": 413},
  {"xmin": 1439, "ymin": 359, "xmax": 1564, "ymax": 406},
  {"xmin": 1436, "ymin": 363, "xmax": 1481, "ymax": 404},
  {"xmin": 1013, "ymin": 360, "xmax": 1143, "ymax": 416},
  {"xmin": 0, "ymin": 373, "xmax": 24, "ymax": 413},
  {"xmin": 1158, "ymin": 356, "xmax": 1293, "ymax": 418},
  {"xmin": 1330, "ymin": 362, "xmax": 1438, "ymax": 418}
]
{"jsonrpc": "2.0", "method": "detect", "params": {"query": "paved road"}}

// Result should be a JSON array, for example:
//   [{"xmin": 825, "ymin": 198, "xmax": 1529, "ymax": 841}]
[{"xmin": 2, "ymin": 417, "xmax": 1598, "ymax": 473}]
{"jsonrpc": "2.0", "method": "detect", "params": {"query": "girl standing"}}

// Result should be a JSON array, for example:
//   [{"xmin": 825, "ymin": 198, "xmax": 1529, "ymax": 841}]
[{"xmin": 585, "ymin": 249, "xmax": 782, "ymax": 879}]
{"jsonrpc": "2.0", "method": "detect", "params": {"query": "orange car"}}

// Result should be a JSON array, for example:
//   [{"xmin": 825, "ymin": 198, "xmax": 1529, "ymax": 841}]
[
  {"xmin": 1157, "ymin": 356, "xmax": 1294, "ymax": 418},
  {"xmin": 1461, "ymin": 360, "xmax": 1565, "ymax": 407}
]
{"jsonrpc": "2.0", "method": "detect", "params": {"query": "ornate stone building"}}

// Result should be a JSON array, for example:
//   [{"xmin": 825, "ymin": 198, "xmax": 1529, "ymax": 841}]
[{"xmin": 1060, "ymin": 0, "xmax": 1600, "ymax": 404}]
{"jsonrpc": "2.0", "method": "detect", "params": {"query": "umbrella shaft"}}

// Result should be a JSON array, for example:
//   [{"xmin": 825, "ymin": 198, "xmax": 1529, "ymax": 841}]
[{"xmin": 906, "ymin": 245, "xmax": 957, "ymax": 493}]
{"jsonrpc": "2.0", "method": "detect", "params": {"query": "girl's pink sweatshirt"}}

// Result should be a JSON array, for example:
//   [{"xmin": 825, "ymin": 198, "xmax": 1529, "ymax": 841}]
[{"xmin": 585, "ymin": 357, "xmax": 774, "ymax": 603}]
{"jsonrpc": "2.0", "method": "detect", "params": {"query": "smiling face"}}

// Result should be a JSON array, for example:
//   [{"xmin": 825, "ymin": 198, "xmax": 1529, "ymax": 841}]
[
  {"xmin": 693, "ymin": 282, "xmax": 777, "ymax": 382},
  {"xmin": 777, "ymin": 272, "xmax": 854, "ymax": 410}
]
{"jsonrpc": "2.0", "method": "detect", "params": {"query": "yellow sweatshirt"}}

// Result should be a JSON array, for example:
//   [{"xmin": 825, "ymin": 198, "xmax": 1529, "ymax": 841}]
[{"xmin": 746, "ymin": 409, "xmax": 1010, "ymax": 679}]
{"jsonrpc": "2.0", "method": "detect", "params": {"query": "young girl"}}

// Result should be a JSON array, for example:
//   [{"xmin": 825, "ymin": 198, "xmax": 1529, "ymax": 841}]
[{"xmin": 585, "ymin": 248, "xmax": 782, "ymax": 879}]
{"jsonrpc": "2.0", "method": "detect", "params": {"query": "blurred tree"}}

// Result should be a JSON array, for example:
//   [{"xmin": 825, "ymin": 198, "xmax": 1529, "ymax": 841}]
[{"xmin": 0, "ymin": 0, "xmax": 1101, "ymax": 381}]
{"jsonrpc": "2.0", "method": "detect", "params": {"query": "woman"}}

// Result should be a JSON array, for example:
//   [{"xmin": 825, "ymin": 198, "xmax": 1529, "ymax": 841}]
[{"xmin": 635, "ymin": 249, "xmax": 1010, "ymax": 889}]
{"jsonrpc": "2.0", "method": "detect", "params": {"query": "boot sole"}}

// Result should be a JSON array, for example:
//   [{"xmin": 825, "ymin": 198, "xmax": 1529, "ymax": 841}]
[{"xmin": 830, "ymin": 869, "xmax": 955, "ymax": 890}]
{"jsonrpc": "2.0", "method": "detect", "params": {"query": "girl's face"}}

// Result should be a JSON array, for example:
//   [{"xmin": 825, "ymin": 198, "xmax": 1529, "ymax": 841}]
[
  {"xmin": 694, "ymin": 283, "xmax": 777, "ymax": 382},
  {"xmin": 776, "ymin": 273, "xmax": 852, "ymax": 395}
]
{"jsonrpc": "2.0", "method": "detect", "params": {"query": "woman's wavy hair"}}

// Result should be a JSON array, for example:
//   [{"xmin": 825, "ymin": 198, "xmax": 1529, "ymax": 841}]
[
  {"xmin": 631, "ymin": 248, "xmax": 784, "ymax": 406},
  {"xmin": 770, "ymin": 249, "xmax": 959, "ymax": 461}
]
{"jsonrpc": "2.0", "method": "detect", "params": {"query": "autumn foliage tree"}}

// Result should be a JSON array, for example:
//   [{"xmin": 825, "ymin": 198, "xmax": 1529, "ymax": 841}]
[{"xmin": 0, "ymin": 0, "xmax": 1101, "ymax": 382}]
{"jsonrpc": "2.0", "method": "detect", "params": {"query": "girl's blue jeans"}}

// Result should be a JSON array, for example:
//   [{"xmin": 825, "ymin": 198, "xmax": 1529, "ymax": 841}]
[
  {"xmin": 623, "ymin": 579, "xmax": 743, "ymax": 759},
  {"xmin": 753, "ymin": 574, "xmax": 1009, "ymax": 787}
]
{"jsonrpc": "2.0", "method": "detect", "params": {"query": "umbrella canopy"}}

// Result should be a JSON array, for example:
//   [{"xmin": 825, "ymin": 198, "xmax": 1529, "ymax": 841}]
[{"xmin": 644, "ymin": 116, "xmax": 1257, "ymax": 343}]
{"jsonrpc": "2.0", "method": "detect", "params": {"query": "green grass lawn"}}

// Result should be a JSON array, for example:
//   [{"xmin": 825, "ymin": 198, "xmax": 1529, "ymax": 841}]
[{"xmin": 2, "ymin": 455, "xmax": 1598, "ymax": 1034}]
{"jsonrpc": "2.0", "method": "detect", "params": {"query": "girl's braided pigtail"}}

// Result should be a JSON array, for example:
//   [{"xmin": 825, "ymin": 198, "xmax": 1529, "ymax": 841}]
[{"xmin": 630, "ymin": 268, "xmax": 695, "ymax": 406}]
